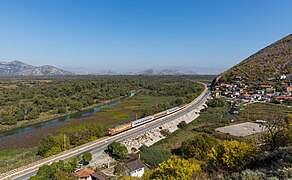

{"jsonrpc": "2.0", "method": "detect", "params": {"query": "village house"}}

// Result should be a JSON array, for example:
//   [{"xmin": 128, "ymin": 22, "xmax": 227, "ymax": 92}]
[
  {"xmin": 213, "ymin": 89, "xmax": 221, "ymax": 98},
  {"xmin": 74, "ymin": 169, "xmax": 95, "ymax": 180},
  {"xmin": 242, "ymin": 93, "xmax": 251, "ymax": 100},
  {"xmin": 233, "ymin": 76, "xmax": 242, "ymax": 81},
  {"xmin": 280, "ymin": 74, "xmax": 287, "ymax": 80},
  {"xmin": 126, "ymin": 158, "xmax": 145, "ymax": 178},
  {"xmin": 276, "ymin": 95, "xmax": 292, "ymax": 102},
  {"xmin": 287, "ymin": 86, "xmax": 292, "ymax": 95}
]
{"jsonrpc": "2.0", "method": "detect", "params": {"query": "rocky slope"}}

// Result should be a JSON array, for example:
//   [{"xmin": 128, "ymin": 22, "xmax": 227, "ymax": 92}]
[
  {"xmin": 0, "ymin": 61, "xmax": 74, "ymax": 76},
  {"xmin": 219, "ymin": 34, "xmax": 292, "ymax": 84}
]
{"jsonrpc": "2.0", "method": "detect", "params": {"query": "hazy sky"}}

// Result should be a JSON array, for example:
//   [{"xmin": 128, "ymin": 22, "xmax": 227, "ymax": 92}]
[{"xmin": 0, "ymin": 0, "xmax": 291, "ymax": 70}]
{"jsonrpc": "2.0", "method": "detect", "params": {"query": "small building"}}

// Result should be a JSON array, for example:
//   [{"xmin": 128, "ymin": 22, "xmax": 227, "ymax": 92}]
[
  {"xmin": 242, "ymin": 93, "xmax": 251, "ymax": 100},
  {"xmin": 280, "ymin": 74, "xmax": 287, "ymax": 80},
  {"xmin": 91, "ymin": 172, "xmax": 106, "ymax": 180},
  {"xmin": 126, "ymin": 159, "xmax": 145, "ymax": 178},
  {"xmin": 233, "ymin": 76, "xmax": 242, "ymax": 81},
  {"xmin": 74, "ymin": 169, "xmax": 95, "ymax": 180},
  {"xmin": 213, "ymin": 90, "xmax": 221, "ymax": 98},
  {"xmin": 287, "ymin": 87, "xmax": 292, "ymax": 94}
]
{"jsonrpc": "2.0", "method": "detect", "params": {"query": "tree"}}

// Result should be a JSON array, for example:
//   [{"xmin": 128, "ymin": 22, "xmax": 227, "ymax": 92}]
[
  {"xmin": 144, "ymin": 156, "xmax": 201, "ymax": 180},
  {"xmin": 177, "ymin": 121, "xmax": 187, "ymax": 130},
  {"xmin": 54, "ymin": 171, "xmax": 76, "ymax": 180},
  {"xmin": 114, "ymin": 162, "xmax": 125, "ymax": 176},
  {"xmin": 37, "ymin": 134, "xmax": 58, "ymax": 157},
  {"xmin": 107, "ymin": 142, "xmax": 128, "ymax": 159},
  {"xmin": 263, "ymin": 113, "xmax": 292, "ymax": 151},
  {"xmin": 82, "ymin": 152, "xmax": 92, "ymax": 165},
  {"xmin": 208, "ymin": 140, "xmax": 253, "ymax": 170},
  {"xmin": 181, "ymin": 132, "xmax": 218, "ymax": 160},
  {"xmin": 37, "ymin": 134, "xmax": 70, "ymax": 157},
  {"xmin": 207, "ymin": 98, "xmax": 226, "ymax": 107},
  {"xmin": 64, "ymin": 157, "xmax": 78, "ymax": 172}
]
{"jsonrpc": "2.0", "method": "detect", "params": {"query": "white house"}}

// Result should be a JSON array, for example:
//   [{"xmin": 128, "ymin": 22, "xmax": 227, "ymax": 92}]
[
  {"xmin": 280, "ymin": 74, "xmax": 287, "ymax": 80},
  {"xmin": 126, "ymin": 159, "xmax": 145, "ymax": 177}
]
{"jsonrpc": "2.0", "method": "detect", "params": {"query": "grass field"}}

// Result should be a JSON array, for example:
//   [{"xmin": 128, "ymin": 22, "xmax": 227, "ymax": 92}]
[{"xmin": 0, "ymin": 147, "xmax": 40, "ymax": 173}]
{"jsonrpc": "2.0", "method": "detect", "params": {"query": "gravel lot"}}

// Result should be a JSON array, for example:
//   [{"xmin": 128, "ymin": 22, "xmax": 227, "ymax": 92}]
[{"xmin": 215, "ymin": 122, "xmax": 267, "ymax": 137}]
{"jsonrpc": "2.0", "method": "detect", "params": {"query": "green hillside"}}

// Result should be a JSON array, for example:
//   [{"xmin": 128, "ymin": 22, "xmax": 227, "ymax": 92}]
[{"xmin": 219, "ymin": 34, "xmax": 292, "ymax": 84}]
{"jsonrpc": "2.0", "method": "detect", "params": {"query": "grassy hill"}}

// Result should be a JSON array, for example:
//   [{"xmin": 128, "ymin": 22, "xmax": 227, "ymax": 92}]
[{"xmin": 219, "ymin": 34, "xmax": 292, "ymax": 84}]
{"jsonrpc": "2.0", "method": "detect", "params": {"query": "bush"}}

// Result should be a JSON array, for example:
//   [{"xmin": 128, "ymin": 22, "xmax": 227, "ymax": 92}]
[
  {"xmin": 140, "ymin": 146, "xmax": 172, "ymax": 168},
  {"xmin": 144, "ymin": 156, "xmax": 201, "ymax": 179},
  {"xmin": 177, "ymin": 121, "xmax": 187, "ymax": 130},
  {"xmin": 107, "ymin": 142, "xmax": 128, "ymax": 159},
  {"xmin": 207, "ymin": 98, "xmax": 226, "ymax": 107},
  {"xmin": 181, "ymin": 132, "xmax": 218, "ymax": 160},
  {"xmin": 208, "ymin": 140, "xmax": 254, "ymax": 170},
  {"xmin": 82, "ymin": 152, "xmax": 92, "ymax": 165}
]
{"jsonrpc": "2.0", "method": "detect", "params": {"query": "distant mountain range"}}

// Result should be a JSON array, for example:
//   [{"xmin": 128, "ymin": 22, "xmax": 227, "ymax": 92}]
[
  {"xmin": 219, "ymin": 34, "xmax": 292, "ymax": 84},
  {"xmin": 0, "ymin": 61, "xmax": 223, "ymax": 76},
  {"xmin": 0, "ymin": 61, "xmax": 74, "ymax": 76},
  {"xmin": 63, "ymin": 66, "xmax": 224, "ymax": 75},
  {"xmin": 135, "ymin": 68, "xmax": 198, "ymax": 75}
]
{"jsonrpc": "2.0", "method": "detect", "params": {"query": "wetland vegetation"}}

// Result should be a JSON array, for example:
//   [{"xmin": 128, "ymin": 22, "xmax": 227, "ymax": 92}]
[{"xmin": 0, "ymin": 75, "xmax": 208, "ymax": 173}]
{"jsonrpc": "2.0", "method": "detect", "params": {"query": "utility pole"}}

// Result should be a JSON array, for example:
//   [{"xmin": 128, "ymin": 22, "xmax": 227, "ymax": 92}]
[{"xmin": 64, "ymin": 134, "xmax": 66, "ymax": 150}]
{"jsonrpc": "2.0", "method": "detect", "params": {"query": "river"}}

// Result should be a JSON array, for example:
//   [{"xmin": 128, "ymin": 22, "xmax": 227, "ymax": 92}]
[{"xmin": 0, "ymin": 92, "xmax": 135, "ymax": 149}]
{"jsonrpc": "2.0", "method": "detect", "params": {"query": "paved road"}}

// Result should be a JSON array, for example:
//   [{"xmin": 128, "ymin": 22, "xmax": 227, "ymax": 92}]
[{"xmin": 2, "ymin": 86, "xmax": 210, "ymax": 180}]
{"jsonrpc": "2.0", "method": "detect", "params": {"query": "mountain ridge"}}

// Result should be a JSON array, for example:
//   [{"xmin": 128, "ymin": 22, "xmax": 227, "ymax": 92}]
[{"xmin": 0, "ymin": 61, "xmax": 74, "ymax": 76}]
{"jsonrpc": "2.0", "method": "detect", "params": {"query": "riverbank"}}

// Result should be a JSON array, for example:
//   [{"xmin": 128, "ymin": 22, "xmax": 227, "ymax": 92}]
[{"xmin": 0, "ymin": 96, "xmax": 124, "ymax": 134}]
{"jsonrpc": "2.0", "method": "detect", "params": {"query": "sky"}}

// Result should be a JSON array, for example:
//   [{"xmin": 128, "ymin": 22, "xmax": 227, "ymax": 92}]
[{"xmin": 0, "ymin": 0, "xmax": 291, "ymax": 72}]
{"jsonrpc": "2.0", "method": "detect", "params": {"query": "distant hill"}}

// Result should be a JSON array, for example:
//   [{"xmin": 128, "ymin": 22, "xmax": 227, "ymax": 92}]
[
  {"xmin": 219, "ymin": 34, "xmax": 292, "ymax": 84},
  {"xmin": 137, "ymin": 68, "xmax": 198, "ymax": 75},
  {"xmin": 0, "ymin": 61, "xmax": 74, "ymax": 76}
]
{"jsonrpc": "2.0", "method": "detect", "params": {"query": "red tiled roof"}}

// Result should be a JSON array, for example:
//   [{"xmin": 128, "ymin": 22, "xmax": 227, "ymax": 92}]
[
  {"xmin": 234, "ymin": 76, "xmax": 241, "ymax": 79},
  {"xmin": 74, "ymin": 169, "xmax": 95, "ymax": 178},
  {"xmin": 260, "ymin": 85, "xmax": 271, "ymax": 88},
  {"xmin": 276, "ymin": 96, "xmax": 292, "ymax": 100},
  {"xmin": 243, "ymin": 93, "xmax": 250, "ymax": 97},
  {"xmin": 221, "ymin": 83, "xmax": 232, "ymax": 87}
]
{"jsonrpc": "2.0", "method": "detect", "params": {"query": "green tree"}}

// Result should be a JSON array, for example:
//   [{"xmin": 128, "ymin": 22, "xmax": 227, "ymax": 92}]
[
  {"xmin": 207, "ymin": 98, "xmax": 226, "ymax": 107},
  {"xmin": 54, "ymin": 171, "xmax": 76, "ymax": 180},
  {"xmin": 82, "ymin": 152, "xmax": 92, "ymax": 164},
  {"xmin": 181, "ymin": 132, "xmax": 218, "ymax": 160},
  {"xmin": 107, "ymin": 142, "xmax": 128, "ymax": 159},
  {"xmin": 114, "ymin": 162, "xmax": 125, "ymax": 176},
  {"xmin": 177, "ymin": 121, "xmax": 188, "ymax": 130},
  {"xmin": 37, "ymin": 134, "xmax": 58, "ymax": 157},
  {"xmin": 64, "ymin": 157, "xmax": 78, "ymax": 172},
  {"xmin": 144, "ymin": 156, "xmax": 201, "ymax": 180}
]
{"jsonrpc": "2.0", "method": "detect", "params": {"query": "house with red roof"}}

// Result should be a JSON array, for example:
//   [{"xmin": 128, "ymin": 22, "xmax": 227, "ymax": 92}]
[{"xmin": 74, "ymin": 169, "xmax": 94, "ymax": 180}]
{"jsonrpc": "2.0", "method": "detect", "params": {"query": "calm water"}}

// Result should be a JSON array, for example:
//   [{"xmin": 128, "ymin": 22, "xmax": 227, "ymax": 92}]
[{"xmin": 0, "ymin": 92, "xmax": 135, "ymax": 141}]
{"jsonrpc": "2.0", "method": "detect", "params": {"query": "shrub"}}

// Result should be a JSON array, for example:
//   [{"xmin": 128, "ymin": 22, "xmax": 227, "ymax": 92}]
[
  {"xmin": 177, "ymin": 121, "xmax": 188, "ymax": 130},
  {"xmin": 208, "ymin": 140, "xmax": 254, "ymax": 170},
  {"xmin": 181, "ymin": 132, "xmax": 218, "ymax": 160},
  {"xmin": 107, "ymin": 142, "xmax": 128, "ymax": 159},
  {"xmin": 140, "ymin": 146, "xmax": 172, "ymax": 168},
  {"xmin": 144, "ymin": 156, "xmax": 201, "ymax": 179}
]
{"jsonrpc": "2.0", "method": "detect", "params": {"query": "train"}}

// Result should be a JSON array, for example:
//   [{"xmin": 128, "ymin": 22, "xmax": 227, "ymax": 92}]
[{"xmin": 108, "ymin": 106, "xmax": 184, "ymax": 135}]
